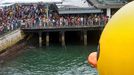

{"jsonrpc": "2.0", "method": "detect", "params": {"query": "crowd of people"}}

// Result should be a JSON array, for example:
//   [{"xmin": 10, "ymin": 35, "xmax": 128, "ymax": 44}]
[
  {"xmin": 0, "ymin": 3, "xmax": 48, "ymax": 35},
  {"xmin": 54, "ymin": 15, "xmax": 108, "ymax": 27},
  {"xmin": 0, "ymin": 3, "xmax": 109, "ymax": 35},
  {"xmin": 21, "ymin": 14, "xmax": 109, "ymax": 29}
]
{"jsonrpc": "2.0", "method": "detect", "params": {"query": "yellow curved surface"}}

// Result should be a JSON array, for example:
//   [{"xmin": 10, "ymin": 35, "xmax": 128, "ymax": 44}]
[{"xmin": 98, "ymin": 1, "xmax": 134, "ymax": 75}]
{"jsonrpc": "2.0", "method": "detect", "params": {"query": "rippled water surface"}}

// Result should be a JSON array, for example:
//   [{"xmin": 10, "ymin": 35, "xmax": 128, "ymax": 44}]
[{"xmin": 0, "ymin": 45, "xmax": 98, "ymax": 75}]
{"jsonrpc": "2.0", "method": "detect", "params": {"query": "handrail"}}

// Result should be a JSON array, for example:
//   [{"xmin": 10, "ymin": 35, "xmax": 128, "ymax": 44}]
[{"xmin": 21, "ymin": 24, "xmax": 105, "ymax": 29}]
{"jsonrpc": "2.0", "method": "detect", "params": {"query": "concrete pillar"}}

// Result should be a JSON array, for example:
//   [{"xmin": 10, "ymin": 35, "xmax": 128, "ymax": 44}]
[
  {"xmin": 61, "ymin": 31, "xmax": 65, "ymax": 46},
  {"xmin": 46, "ymin": 32, "xmax": 49, "ymax": 47},
  {"xmin": 39, "ymin": 32, "xmax": 42, "ymax": 47},
  {"xmin": 84, "ymin": 31, "xmax": 87, "ymax": 46},
  {"xmin": 107, "ymin": 8, "xmax": 111, "ymax": 19},
  {"xmin": 80, "ymin": 31, "xmax": 83, "ymax": 42}
]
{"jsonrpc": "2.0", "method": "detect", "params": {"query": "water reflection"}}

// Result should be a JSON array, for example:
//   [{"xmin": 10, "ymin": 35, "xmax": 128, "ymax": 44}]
[{"xmin": 0, "ymin": 45, "xmax": 98, "ymax": 75}]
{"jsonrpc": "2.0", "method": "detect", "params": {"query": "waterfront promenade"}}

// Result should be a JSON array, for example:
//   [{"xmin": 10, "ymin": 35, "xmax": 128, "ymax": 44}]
[{"xmin": 0, "ymin": 2, "xmax": 107, "ymax": 48}]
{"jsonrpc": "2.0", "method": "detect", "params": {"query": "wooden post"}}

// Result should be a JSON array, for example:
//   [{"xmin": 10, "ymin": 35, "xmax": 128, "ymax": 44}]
[
  {"xmin": 61, "ymin": 31, "xmax": 65, "ymax": 47},
  {"xmin": 80, "ymin": 31, "xmax": 83, "ymax": 42},
  {"xmin": 46, "ymin": 32, "xmax": 49, "ymax": 47},
  {"xmin": 39, "ymin": 32, "xmax": 42, "ymax": 47},
  {"xmin": 84, "ymin": 30, "xmax": 87, "ymax": 46}
]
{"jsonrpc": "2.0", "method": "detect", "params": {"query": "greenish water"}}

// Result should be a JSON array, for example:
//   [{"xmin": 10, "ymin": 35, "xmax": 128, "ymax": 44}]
[{"xmin": 0, "ymin": 45, "xmax": 98, "ymax": 75}]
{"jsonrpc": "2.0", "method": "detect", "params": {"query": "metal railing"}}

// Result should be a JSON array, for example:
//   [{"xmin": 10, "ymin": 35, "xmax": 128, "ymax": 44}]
[
  {"xmin": 21, "ymin": 21, "xmax": 106, "ymax": 29},
  {"xmin": 0, "ymin": 19, "xmax": 106, "ymax": 36},
  {"xmin": 0, "ymin": 22, "xmax": 21, "ymax": 37}
]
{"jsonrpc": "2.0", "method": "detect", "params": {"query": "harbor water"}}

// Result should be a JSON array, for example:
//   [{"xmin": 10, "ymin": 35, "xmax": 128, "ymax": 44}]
[{"xmin": 0, "ymin": 45, "xmax": 98, "ymax": 75}]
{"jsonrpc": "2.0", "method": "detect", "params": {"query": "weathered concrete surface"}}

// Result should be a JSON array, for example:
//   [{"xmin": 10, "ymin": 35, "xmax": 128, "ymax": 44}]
[{"xmin": 0, "ymin": 29, "xmax": 25, "ymax": 52}]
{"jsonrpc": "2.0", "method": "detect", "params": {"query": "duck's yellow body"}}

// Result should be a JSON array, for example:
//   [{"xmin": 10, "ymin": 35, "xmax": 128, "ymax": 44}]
[{"xmin": 98, "ymin": 1, "xmax": 134, "ymax": 75}]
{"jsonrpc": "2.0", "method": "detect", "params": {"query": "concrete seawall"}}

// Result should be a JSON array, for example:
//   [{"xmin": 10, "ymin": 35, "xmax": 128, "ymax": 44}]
[{"xmin": 0, "ymin": 29, "xmax": 25, "ymax": 52}]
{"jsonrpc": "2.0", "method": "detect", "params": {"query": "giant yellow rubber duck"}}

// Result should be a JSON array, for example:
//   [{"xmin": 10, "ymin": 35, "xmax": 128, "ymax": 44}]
[{"xmin": 88, "ymin": 1, "xmax": 134, "ymax": 75}]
